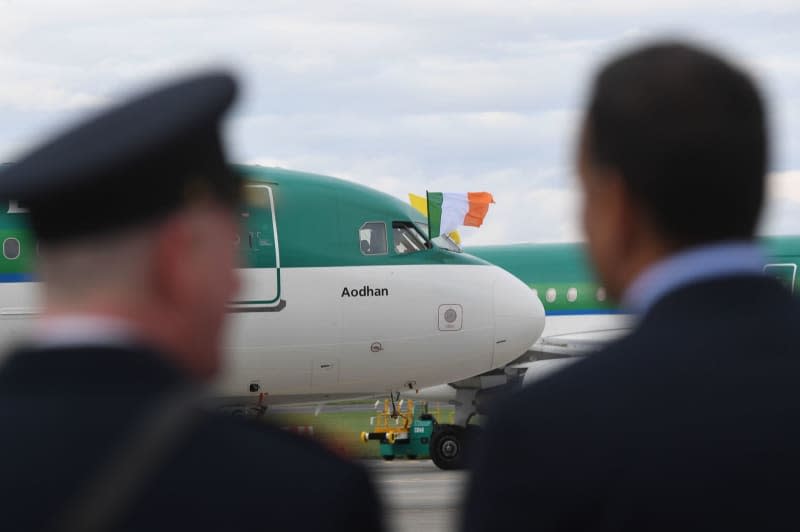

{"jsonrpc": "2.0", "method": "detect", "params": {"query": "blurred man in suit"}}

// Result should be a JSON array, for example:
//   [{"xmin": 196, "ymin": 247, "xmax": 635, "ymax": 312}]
[
  {"xmin": 0, "ymin": 71, "xmax": 382, "ymax": 532},
  {"xmin": 463, "ymin": 41, "xmax": 799, "ymax": 531}
]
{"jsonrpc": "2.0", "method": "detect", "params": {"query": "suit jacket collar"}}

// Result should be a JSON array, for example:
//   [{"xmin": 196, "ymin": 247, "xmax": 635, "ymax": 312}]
[{"xmin": 638, "ymin": 273, "xmax": 789, "ymax": 330}]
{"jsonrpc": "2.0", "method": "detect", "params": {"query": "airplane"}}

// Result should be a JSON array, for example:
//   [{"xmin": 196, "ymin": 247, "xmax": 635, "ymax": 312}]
[
  {"xmin": 408, "ymin": 237, "xmax": 800, "ymax": 468},
  {"xmin": 474, "ymin": 236, "xmax": 800, "ymax": 367},
  {"xmin": 0, "ymin": 164, "xmax": 545, "ymax": 423},
  {"xmin": 6, "ymin": 161, "xmax": 794, "ymax": 470}
]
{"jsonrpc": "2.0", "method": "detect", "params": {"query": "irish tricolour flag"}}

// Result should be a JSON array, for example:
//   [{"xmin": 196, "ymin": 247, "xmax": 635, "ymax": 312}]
[{"xmin": 427, "ymin": 192, "xmax": 495, "ymax": 238}]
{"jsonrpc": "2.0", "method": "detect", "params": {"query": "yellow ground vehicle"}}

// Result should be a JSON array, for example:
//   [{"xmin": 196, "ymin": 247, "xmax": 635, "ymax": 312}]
[{"xmin": 360, "ymin": 399, "xmax": 435, "ymax": 460}]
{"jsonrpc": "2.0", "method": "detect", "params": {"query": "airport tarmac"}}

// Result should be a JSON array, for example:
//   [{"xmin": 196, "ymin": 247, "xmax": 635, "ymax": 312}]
[{"xmin": 367, "ymin": 459, "xmax": 467, "ymax": 532}]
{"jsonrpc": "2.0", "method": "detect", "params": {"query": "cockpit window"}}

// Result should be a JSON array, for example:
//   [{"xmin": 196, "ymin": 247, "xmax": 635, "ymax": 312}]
[
  {"xmin": 414, "ymin": 222, "xmax": 462, "ymax": 253},
  {"xmin": 359, "ymin": 222, "xmax": 388, "ymax": 255},
  {"xmin": 392, "ymin": 222, "xmax": 431, "ymax": 255}
]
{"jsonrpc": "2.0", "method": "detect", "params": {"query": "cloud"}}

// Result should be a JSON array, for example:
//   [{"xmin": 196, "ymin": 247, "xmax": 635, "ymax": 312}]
[
  {"xmin": 0, "ymin": 1, "xmax": 798, "ymax": 244},
  {"xmin": 769, "ymin": 170, "xmax": 800, "ymax": 203},
  {"xmin": 763, "ymin": 170, "xmax": 800, "ymax": 236},
  {"xmin": 0, "ymin": 79, "xmax": 105, "ymax": 112}
]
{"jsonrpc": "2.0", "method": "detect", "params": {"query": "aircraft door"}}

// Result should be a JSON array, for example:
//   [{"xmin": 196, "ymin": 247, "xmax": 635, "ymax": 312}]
[
  {"xmin": 233, "ymin": 185, "xmax": 284, "ymax": 311},
  {"xmin": 764, "ymin": 263, "xmax": 797, "ymax": 294}
]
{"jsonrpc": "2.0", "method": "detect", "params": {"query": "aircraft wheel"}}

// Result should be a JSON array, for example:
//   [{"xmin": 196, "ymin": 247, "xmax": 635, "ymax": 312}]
[
  {"xmin": 430, "ymin": 424, "xmax": 466, "ymax": 470},
  {"xmin": 382, "ymin": 455, "xmax": 395, "ymax": 461}
]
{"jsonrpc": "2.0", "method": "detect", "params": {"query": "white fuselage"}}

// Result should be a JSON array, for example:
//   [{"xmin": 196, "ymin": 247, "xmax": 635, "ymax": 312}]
[
  {"xmin": 411, "ymin": 312, "xmax": 634, "ymax": 402},
  {"xmin": 219, "ymin": 264, "xmax": 544, "ymax": 403},
  {"xmin": 0, "ymin": 263, "xmax": 544, "ymax": 405}
]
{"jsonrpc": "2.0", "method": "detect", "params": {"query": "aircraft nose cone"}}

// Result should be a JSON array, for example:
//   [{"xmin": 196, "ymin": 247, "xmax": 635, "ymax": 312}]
[{"xmin": 492, "ymin": 269, "xmax": 545, "ymax": 368}]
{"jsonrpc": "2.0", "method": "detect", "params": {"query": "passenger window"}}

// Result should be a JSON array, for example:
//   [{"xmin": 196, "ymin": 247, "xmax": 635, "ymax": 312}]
[
  {"xmin": 359, "ymin": 222, "xmax": 388, "ymax": 255},
  {"xmin": 596, "ymin": 287, "xmax": 607, "ymax": 302},
  {"xmin": 392, "ymin": 222, "xmax": 430, "ymax": 255},
  {"xmin": 567, "ymin": 287, "xmax": 578, "ymax": 302},
  {"xmin": 764, "ymin": 263, "xmax": 797, "ymax": 293},
  {"xmin": 2, "ymin": 238, "xmax": 20, "ymax": 260}
]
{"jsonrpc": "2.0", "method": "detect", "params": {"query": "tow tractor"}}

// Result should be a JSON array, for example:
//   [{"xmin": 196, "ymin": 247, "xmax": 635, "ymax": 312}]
[{"xmin": 360, "ymin": 398, "xmax": 436, "ymax": 461}]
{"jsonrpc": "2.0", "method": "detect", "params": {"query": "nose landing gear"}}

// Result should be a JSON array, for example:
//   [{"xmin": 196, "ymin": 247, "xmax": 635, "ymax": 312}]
[
  {"xmin": 429, "ymin": 388, "xmax": 483, "ymax": 470},
  {"xmin": 430, "ymin": 425, "xmax": 465, "ymax": 470}
]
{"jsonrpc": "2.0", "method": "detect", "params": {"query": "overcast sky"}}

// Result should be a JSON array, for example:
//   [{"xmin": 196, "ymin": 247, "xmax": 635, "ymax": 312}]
[{"xmin": 1, "ymin": 1, "xmax": 798, "ymax": 244}]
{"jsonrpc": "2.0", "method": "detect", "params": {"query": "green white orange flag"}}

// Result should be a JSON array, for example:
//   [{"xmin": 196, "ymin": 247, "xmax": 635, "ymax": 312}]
[
  {"xmin": 426, "ymin": 192, "xmax": 495, "ymax": 238},
  {"xmin": 408, "ymin": 193, "xmax": 461, "ymax": 244}
]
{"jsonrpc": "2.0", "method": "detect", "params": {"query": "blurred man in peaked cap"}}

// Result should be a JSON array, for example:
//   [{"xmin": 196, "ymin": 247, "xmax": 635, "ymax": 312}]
[
  {"xmin": 463, "ymin": 41, "xmax": 800, "ymax": 531},
  {"xmin": 0, "ymin": 71, "xmax": 382, "ymax": 532}
]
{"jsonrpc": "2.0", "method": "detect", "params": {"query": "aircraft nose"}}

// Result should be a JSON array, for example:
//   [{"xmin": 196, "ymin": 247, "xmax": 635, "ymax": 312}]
[{"xmin": 492, "ymin": 268, "xmax": 545, "ymax": 368}]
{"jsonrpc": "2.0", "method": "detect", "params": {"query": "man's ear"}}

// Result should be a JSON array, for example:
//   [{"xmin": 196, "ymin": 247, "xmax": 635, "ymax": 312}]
[
  {"xmin": 606, "ymin": 174, "xmax": 638, "ymax": 255},
  {"xmin": 152, "ymin": 216, "xmax": 193, "ymax": 308}
]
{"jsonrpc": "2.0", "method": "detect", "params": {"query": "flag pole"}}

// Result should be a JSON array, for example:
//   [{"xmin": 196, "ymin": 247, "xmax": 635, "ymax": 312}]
[{"xmin": 425, "ymin": 190, "xmax": 432, "ymax": 240}]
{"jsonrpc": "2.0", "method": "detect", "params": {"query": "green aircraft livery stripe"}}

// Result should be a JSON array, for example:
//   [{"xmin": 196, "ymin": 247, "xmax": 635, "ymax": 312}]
[
  {"xmin": 0, "ymin": 165, "xmax": 490, "ymax": 280},
  {"xmin": 467, "ymin": 237, "xmax": 800, "ymax": 316}
]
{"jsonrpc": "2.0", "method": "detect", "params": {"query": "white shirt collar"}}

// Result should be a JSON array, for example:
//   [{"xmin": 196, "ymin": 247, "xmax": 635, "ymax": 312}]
[
  {"xmin": 622, "ymin": 241, "xmax": 766, "ymax": 315},
  {"xmin": 35, "ymin": 314, "xmax": 139, "ymax": 349}
]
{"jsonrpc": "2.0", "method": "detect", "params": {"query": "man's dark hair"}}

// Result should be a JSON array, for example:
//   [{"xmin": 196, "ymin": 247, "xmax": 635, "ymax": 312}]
[{"xmin": 585, "ymin": 41, "xmax": 767, "ymax": 245}]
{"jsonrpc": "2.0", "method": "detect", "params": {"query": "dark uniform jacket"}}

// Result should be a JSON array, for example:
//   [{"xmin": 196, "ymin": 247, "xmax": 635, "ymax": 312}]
[
  {"xmin": 463, "ymin": 275, "xmax": 800, "ymax": 531},
  {"xmin": 0, "ymin": 344, "xmax": 382, "ymax": 531}
]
